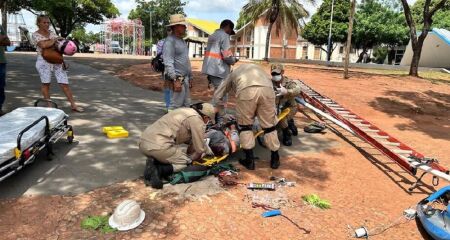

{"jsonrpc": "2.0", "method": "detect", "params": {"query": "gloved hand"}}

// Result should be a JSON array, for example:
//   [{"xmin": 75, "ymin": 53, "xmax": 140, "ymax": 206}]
[
  {"xmin": 276, "ymin": 86, "xmax": 288, "ymax": 97},
  {"xmin": 204, "ymin": 138, "xmax": 214, "ymax": 156}
]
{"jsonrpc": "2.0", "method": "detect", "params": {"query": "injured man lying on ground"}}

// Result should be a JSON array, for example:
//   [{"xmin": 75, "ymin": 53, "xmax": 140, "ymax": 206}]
[{"xmin": 203, "ymin": 114, "xmax": 240, "ymax": 157}]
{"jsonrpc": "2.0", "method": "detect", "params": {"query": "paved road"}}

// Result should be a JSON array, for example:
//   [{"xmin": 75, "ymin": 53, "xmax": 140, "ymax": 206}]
[
  {"xmin": 0, "ymin": 53, "xmax": 337, "ymax": 199},
  {"xmin": 0, "ymin": 53, "xmax": 164, "ymax": 198}
]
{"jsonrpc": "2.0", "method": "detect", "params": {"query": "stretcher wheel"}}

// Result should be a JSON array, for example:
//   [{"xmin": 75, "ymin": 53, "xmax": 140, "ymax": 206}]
[{"xmin": 67, "ymin": 136, "xmax": 74, "ymax": 143}]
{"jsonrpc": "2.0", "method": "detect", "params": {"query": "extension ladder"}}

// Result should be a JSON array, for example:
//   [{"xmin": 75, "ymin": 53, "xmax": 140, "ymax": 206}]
[{"xmin": 297, "ymin": 80, "xmax": 449, "ymax": 191}]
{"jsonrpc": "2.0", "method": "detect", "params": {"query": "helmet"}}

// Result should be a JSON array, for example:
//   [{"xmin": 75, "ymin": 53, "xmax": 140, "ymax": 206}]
[
  {"xmin": 192, "ymin": 102, "xmax": 216, "ymax": 124},
  {"xmin": 108, "ymin": 199, "xmax": 145, "ymax": 231},
  {"xmin": 56, "ymin": 39, "xmax": 78, "ymax": 56}
]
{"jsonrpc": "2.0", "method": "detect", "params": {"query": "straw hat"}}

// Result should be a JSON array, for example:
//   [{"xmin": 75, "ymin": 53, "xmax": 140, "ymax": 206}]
[
  {"xmin": 166, "ymin": 14, "xmax": 187, "ymax": 27},
  {"xmin": 109, "ymin": 199, "xmax": 145, "ymax": 231}
]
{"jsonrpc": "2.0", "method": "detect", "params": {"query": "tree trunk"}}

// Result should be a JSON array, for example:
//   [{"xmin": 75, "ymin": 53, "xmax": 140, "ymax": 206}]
[
  {"xmin": 1, "ymin": 1, "xmax": 7, "ymax": 34},
  {"xmin": 343, "ymin": 0, "xmax": 356, "ymax": 79},
  {"xmin": 409, "ymin": 32, "xmax": 427, "ymax": 76},
  {"xmin": 264, "ymin": 21, "xmax": 274, "ymax": 61}
]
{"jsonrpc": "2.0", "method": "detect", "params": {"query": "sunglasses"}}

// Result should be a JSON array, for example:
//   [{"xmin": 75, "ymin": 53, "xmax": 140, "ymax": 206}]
[{"xmin": 271, "ymin": 72, "xmax": 281, "ymax": 76}]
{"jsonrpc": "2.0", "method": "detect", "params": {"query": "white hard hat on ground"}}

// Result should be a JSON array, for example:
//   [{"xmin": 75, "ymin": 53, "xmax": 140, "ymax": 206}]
[{"xmin": 109, "ymin": 199, "xmax": 145, "ymax": 231}]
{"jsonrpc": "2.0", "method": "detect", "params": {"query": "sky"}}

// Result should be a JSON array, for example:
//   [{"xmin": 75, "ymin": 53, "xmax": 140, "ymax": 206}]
[{"xmin": 19, "ymin": 0, "xmax": 317, "ymax": 33}]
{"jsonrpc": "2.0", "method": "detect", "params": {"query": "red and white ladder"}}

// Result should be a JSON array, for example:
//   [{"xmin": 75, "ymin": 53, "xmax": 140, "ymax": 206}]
[{"xmin": 296, "ymin": 80, "xmax": 449, "ymax": 191}]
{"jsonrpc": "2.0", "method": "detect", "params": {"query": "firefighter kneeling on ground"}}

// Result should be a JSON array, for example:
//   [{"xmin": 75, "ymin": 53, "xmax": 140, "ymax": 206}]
[
  {"xmin": 271, "ymin": 63, "xmax": 301, "ymax": 146},
  {"xmin": 213, "ymin": 63, "xmax": 281, "ymax": 170},
  {"xmin": 138, "ymin": 102, "xmax": 216, "ymax": 189}
]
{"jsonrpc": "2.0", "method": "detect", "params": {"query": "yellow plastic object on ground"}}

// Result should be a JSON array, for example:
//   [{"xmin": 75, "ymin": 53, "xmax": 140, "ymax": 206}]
[
  {"xmin": 106, "ymin": 129, "xmax": 129, "ymax": 139},
  {"xmin": 194, "ymin": 154, "xmax": 229, "ymax": 167},
  {"xmin": 102, "ymin": 126, "xmax": 125, "ymax": 133}
]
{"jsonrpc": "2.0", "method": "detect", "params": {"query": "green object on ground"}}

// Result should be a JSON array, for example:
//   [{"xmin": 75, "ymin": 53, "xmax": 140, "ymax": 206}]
[
  {"xmin": 302, "ymin": 194, "xmax": 331, "ymax": 209},
  {"xmin": 81, "ymin": 215, "xmax": 117, "ymax": 234}
]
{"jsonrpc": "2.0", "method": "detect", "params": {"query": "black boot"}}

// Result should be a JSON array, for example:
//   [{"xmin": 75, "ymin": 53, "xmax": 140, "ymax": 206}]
[
  {"xmin": 282, "ymin": 128, "xmax": 292, "ymax": 146},
  {"xmin": 239, "ymin": 149, "xmax": 256, "ymax": 170},
  {"xmin": 143, "ymin": 158, "xmax": 163, "ymax": 189},
  {"xmin": 270, "ymin": 151, "xmax": 280, "ymax": 169},
  {"xmin": 157, "ymin": 164, "xmax": 174, "ymax": 181},
  {"xmin": 288, "ymin": 119, "xmax": 298, "ymax": 136}
]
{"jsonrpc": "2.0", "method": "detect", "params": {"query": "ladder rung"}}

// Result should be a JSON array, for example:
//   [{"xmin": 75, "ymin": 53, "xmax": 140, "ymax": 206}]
[
  {"xmin": 342, "ymin": 115, "xmax": 357, "ymax": 118},
  {"xmin": 380, "ymin": 141, "xmax": 401, "ymax": 147},
  {"xmin": 356, "ymin": 123, "xmax": 371, "ymax": 127},
  {"xmin": 391, "ymin": 149, "xmax": 413, "ymax": 155},
  {"xmin": 362, "ymin": 129, "xmax": 380, "ymax": 133},
  {"xmin": 370, "ymin": 135, "xmax": 389, "ymax": 139},
  {"xmin": 350, "ymin": 119, "xmax": 364, "ymax": 122}
]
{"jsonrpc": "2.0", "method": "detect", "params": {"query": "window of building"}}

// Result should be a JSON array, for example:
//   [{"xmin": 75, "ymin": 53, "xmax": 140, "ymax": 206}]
[
  {"xmin": 237, "ymin": 37, "xmax": 241, "ymax": 42},
  {"xmin": 246, "ymin": 47, "xmax": 250, "ymax": 58},
  {"xmin": 339, "ymin": 46, "xmax": 344, "ymax": 54}
]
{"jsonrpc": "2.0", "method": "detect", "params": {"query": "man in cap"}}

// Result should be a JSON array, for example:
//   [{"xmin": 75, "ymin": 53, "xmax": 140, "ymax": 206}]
[
  {"xmin": 163, "ymin": 14, "xmax": 193, "ymax": 110},
  {"xmin": 201, "ymin": 19, "xmax": 239, "ymax": 121},
  {"xmin": 213, "ymin": 64, "xmax": 280, "ymax": 170},
  {"xmin": 271, "ymin": 63, "xmax": 301, "ymax": 146},
  {"xmin": 139, "ymin": 102, "xmax": 216, "ymax": 189}
]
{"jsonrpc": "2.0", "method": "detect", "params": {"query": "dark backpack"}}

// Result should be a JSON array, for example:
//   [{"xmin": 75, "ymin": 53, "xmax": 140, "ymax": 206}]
[{"xmin": 151, "ymin": 53, "xmax": 164, "ymax": 72}]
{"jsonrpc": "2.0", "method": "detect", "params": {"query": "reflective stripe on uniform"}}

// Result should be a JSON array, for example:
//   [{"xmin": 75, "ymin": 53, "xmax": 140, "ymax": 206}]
[{"xmin": 205, "ymin": 51, "xmax": 223, "ymax": 60}]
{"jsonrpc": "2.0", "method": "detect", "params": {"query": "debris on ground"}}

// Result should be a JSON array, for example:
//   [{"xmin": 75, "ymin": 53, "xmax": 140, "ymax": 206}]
[
  {"xmin": 81, "ymin": 215, "xmax": 117, "ymax": 234},
  {"xmin": 301, "ymin": 194, "xmax": 331, "ymax": 209}
]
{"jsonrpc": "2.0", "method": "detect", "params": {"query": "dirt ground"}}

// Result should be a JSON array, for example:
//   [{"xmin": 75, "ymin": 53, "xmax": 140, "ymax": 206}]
[{"xmin": 1, "ymin": 60, "xmax": 449, "ymax": 239}]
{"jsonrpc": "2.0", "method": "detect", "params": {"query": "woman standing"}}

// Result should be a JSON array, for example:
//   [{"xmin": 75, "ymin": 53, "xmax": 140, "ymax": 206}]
[{"xmin": 32, "ymin": 15, "xmax": 83, "ymax": 112}]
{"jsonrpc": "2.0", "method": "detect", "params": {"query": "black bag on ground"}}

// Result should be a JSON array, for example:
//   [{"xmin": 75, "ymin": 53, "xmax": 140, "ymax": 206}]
[
  {"xmin": 304, "ymin": 122, "xmax": 326, "ymax": 133},
  {"xmin": 151, "ymin": 53, "xmax": 164, "ymax": 72}
]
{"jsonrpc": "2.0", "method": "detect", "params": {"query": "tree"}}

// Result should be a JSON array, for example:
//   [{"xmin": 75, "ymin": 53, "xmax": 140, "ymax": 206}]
[
  {"xmin": 302, "ymin": 0, "xmax": 350, "ymax": 61},
  {"xmin": 353, "ymin": 0, "xmax": 409, "ymax": 63},
  {"xmin": 128, "ymin": 0, "xmax": 186, "ymax": 44},
  {"xmin": 236, "ymin": 10, "xmax": 252, "ymax": 30},
  {"xmin": 343, "ymin": 0, "xmax": 355, "ymax": 78},
  {"xmin": 71, "ymin": 27, "xmax": 100, "ymax": 44},
  {"xmin": 241, "ymin": 0, "xmax": 311, "ymax": 61},
  {"xmin": 412, "ymin": 0, "xmax": 450, "ymax": 29},
  {"xmin": 399, "ymin": 0, "xmax": 449, "ymax": 76},
  {"xmin": 24, "ymin": 0, "xmax": 119, "ymax": 37}
]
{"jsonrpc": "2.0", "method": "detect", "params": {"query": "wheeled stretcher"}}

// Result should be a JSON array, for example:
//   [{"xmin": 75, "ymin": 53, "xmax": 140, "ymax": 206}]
[{"xmin": 0, "ymin": 100, "xmax": 73, "ymax": 182}]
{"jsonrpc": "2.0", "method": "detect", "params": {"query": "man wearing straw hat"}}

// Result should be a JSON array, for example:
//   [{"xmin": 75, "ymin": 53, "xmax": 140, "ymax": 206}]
[{"xmin": 163, "ymin": 14, "xmax": 193, "ymax": 111}]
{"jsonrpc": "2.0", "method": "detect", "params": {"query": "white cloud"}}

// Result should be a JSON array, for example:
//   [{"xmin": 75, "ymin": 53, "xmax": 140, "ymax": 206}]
[
  {"xmin": 114, "ymin": 0, "xmax": 137, "ymax": 19},
  {"xmin": 185, "ymin": 0, "xmax": 244, "ymax": 13}
]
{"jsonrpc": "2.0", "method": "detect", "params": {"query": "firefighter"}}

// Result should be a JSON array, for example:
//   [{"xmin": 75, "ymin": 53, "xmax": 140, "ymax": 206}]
[
  {"xmin": 201, "ymin": 19, "xmax": 239, "ymax": 121},
  {"xmin": 139, "ymin": 103, "xmax": 216, "ymax": 189},
  {"xmin": 213, "ymin": 64, "xmax": 280, "ymax": 170},
  {"xmin": 271, "ymin": 63, "xmax": 301, "ymax": 146}
]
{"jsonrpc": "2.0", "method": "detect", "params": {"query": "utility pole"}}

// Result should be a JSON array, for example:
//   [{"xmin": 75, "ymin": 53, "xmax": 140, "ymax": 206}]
[
  {"xmin": 327, "ymin": 0, "xmax": 335, "ymax": 62},
  {"xmin": 147, "ymin": 8, "xmax": 152, "ymax": 56},
  {"xmin": 343, "ymin": 0, "xmax": 356, "ymax": 79}
]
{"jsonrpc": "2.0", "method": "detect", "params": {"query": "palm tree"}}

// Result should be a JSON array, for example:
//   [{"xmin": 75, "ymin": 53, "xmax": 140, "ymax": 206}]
[{"xmin": 242, "ymin": 0, "xmax": 311, "ymax": 61}]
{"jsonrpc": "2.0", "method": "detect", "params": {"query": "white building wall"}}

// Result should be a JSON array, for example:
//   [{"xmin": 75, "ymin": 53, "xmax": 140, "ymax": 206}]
[
  {"xmin": 401, "ymin": 32, "xmax": 450, "ymax": 68},
  {"xmin": 253, "ymin": 26, "xmax": 268, "ymax": 59}
]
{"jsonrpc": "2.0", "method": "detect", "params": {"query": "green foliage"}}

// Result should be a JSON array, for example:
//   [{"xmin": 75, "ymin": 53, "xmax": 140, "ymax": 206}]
[
  {"xmin": 372, "ymin": 47, "xmax": 388, "ymax": 64},
  {"xmin": 71, "ymin": 28, "xmax": 100, "ymax": 44},
  {"xmin": 24, "ymin": 0, "xmax": 118, "ymax": 37},
  {"xmin": 302, "ymin": 0, "xmax": 350, "ymax": 47},
  {"xmin": 353, "ymin": 0, "xmax": 409, "ymax": 50},
  {"xmin": 236, "ymin": 10, "xmax": 252, "ymax": 30},
  {"xmin": 412, "ymin": 0, "xmax": 450, "ymax": 30},
  {"xmin": 128, "ymin": 0, "xmax": 186, "ymax": 44},
  {"xmin": 301, "ymin": 194, "xmax": 331, "ymax": 209},
  {"xmin": 81, "ymin": 215, "xmax": 117, "ymax": 234}
]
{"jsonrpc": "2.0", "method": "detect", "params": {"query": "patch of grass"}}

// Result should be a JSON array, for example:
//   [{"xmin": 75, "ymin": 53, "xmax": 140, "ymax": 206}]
[
  {"xmin": 360, "ymin": 69, "xmax": 450, "ymax": 82},
  {"xmin": 81, "ymin": 215, "xmax": 117, "ymax": 234},
  {"xmin": 302, "ymin": 194, "xmax": 331, "ymax": 209}
]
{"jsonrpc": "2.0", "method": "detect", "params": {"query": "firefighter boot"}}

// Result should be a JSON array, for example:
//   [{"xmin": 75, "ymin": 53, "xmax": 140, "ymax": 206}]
[
  {"xmin": 157, "ymin": 163, "xmax": 174, "ymax": 181},
  {"xmin": 239, "ymin": 149, "xmax": 256, "ymax": 170},
  {"xmin": 282, "ymin": 127, "xmax": 292, "ymax": 146},
  {"xmin": 270, "ymin": 151, "xmax": 280, "ymax": 169},
  {"xmin": 144, "ymin": 158, "xmax": 163, "ymax": 189},
  {"xmin": 288, "ymin": 119, "xmax": 298, "ymax": 136}
]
